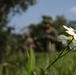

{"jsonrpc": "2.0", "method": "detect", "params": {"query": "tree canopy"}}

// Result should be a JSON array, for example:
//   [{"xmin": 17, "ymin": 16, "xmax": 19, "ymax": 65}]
[
  {"xmin": 23, "ymin": 15, "xmax": 68, "ymax": 38},
  {"xmin": 0, "ymin": 0, "xmax": 36, "ymax": 26},
  {"xmin": 0, "ymin": 0, "xmax": 36, "ymax": 62}
]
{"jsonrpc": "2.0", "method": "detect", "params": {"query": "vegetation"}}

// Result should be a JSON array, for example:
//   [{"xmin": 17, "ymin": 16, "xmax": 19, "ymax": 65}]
[
  {"xmin": 0, "ymin": 51, "xmax": 76, "ymax": 75},
  {"xmin": 0, "ymin": 0, "xmax": 36, "ymax": 62},
  {"xmin": 20, "ymin": 15, "xmax": 73, "ymax": 39},
  {"xmin": 0, "ymin": 1, "xmax": 76, "ymax": 75}
]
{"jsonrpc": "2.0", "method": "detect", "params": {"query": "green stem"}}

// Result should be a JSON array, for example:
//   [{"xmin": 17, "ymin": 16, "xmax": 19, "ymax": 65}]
[
  {"xmin": 60, "ymin": 50, "xmax": 71, "ymax": 58},
  {"xmin": 45, "ymin": 38, "xmax": 73, "ymax": 71}
]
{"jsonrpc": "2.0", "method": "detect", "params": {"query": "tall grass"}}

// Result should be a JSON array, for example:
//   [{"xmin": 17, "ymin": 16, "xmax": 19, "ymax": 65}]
[{"xmin": 0, "ymin": 51, "xmax": 76, "ymax": 75}]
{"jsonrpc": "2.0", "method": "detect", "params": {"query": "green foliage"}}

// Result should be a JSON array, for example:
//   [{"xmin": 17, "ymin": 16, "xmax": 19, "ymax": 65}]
[
  {"xmin": 0, "ymin": 52, "xmax": 76, "ymax": 75},
  {"xmin": 27, "ymin": 47, "xmax": 36, "ymax": 75},
  {"xmin": 0, "ymin": 0, "xmax": 36, "ymax": 27},
  {"xmin": 35, "ymin": 52, "xmax": 76, "ymax": 75},
  {"xmin": 53, "ymin": 15, "xmax": 67, "ymax": 34},
  {"xmin": 22, "ymin": 15, "xmax": 69, "ymax": 38},
  {"xmin": 0, "ymin": 0, "xmax": 36, "ymax": 63},
  {"xmin": 26, "ymin": 16, "xmax": 53, "ymax": 37}
]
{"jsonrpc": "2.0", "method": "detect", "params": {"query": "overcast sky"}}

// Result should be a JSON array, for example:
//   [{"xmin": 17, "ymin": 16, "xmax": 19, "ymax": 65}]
[{"xmin": 8, "ymin": 0, "xmax": 76, "ymax": 33}]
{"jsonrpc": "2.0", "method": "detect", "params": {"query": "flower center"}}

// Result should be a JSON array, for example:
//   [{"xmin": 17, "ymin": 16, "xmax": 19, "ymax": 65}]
[
  {"xmin": 74, "ymin": 30, "xmax": 76, "ymax": 33},
  {"xmin": 68, "ymin": 36, "xmax": 73, "ymax": 40}
]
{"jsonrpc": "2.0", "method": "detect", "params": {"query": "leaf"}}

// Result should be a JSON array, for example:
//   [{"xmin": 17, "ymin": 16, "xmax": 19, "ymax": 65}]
[{"xmin": 27, "ymin": 47, "xmax": 35, "ymax": 75}]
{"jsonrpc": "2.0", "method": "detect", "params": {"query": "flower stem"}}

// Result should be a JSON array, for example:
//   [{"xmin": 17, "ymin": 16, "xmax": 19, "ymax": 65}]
[
  {"xmin": 45, "ymin": 38, "xmax": 73, "ymax": 71},
  {"xmin": 60, "ymin": 50, "xmax": 71, "ymax": 58}
]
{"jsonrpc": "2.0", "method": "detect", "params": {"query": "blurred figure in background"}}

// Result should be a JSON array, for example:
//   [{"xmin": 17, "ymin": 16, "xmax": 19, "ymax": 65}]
[
  {"xmin": 39, "ymin": 20, "xmax": 58, "ymax": 52},
  {"xmin": 24, "ymin": 34, "xmax": 36, "ymax": 51}
]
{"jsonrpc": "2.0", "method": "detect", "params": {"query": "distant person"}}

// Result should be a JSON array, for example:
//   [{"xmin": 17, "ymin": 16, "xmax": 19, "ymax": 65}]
[
  {"xmin": 39, "ymin": 20, "xmax": 58, "ymax": 52},
  {"xmin": 24, "ymin": 34, "xmax": 36, "ymax": 51}
]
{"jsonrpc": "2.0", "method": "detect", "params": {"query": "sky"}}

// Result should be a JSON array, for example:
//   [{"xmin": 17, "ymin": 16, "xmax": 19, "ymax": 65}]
[{"xmin": 8, "ymin": 0, "xmax": 76, "ymax": 33}]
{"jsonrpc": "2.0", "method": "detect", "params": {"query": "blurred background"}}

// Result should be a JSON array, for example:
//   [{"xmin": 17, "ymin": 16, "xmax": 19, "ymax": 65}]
[{"xmin": 0, "ymin": 0, "xmax": 76, "ymax": 75}]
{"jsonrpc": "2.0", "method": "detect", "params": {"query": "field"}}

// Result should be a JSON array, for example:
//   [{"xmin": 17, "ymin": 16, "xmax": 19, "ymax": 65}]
[{"xmin": 0, "ymin": 51, "xmax": 76, "ymax": 75}]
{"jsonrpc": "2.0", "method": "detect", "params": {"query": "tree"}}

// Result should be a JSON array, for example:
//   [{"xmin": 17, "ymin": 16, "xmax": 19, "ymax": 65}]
[
  {"xmin": 0, "ymin": 0, "xmax": 36, "ymax": 62},
  {"xmin": 0, "ymin": 0, "xmax": 36, "ymax": 26},
  {"xmin": 23, "ymin": 15, "xmax": 69, "ymax": 38},
  {"xmin": 53, "ymin": 15, "xmax": 67, "ymax": 34},
  {"xmin": 27, "ymin": 16, "xmax": 53, "ymax": 37}
]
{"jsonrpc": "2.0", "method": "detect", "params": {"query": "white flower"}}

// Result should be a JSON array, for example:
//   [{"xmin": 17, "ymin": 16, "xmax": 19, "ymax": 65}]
[
  {"xmin": 69, "ymin": 40, "xmax": 76, "ymax": 50},
  {"xmin": 63, "ymin": 25, "xmax": 76, "ymax": 40},
  {"xmin": 57, "ymin": 35, "xmax": 68, "ymax": 45},
  {"xmin": 57, "ymin": 25, "xmax": 76, "ymax": 51},
  {"xmin": 58, "ymin": 35, "xmax": 76, "ymax": 50}
]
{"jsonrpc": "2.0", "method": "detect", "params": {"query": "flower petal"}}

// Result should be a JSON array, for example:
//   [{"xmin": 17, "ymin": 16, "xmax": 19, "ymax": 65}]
[
  {"xmin": 74, "ymin": 35, "xmax": 76, "ymax": 40},
  {"xmin": 63, "ymin": 25, "xmax": 70, "ymax": 30},
  {"xmin": 63, "ymin": 25, "xmax": 74, "ymax": 31},
  {"xmin": 57, "ymin": 35, "xmax": 68, "ymax": 41},
  {"xmin": 66, "ymin": 31, "xmax": 75, "ymax": 35},
  {"xmin": 69, "ymin": 40, "xmax": 76, "ymax": 50},
  {"xmin": 57, "ymin": 35, "xmax": 68, "ymax": 45}
]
